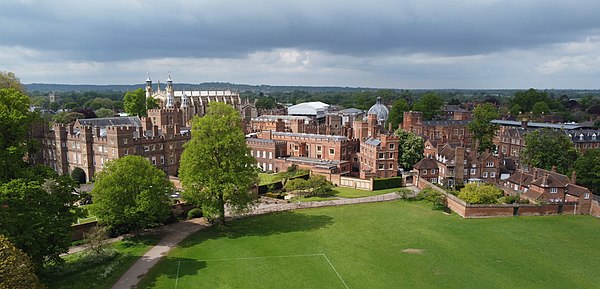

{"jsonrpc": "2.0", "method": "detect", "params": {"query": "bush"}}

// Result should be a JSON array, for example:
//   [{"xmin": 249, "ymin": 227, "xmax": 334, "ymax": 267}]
[
  {"xmin": 187, "ymin": 208, "xmax": 203, "ymax": 219},
  {"xmin": 417, "ymin": 187, "xmax": 446, "ymax": 209},
  {"xmin": 373, "ymin": 176, "xmax": 403, "ymax": 190},
  {"xmin": 458, "ymin": 183, "xmax": 503, "ymax": 204}
]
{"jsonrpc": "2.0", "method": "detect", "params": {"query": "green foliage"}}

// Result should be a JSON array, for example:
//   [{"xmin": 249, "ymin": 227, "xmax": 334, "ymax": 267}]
[
  {"xmin": 387, "ymin": 98, "xmax": 410, "ymax": 131},
  {"xmin": 187, "ymin": 208, "xmax": 203, "ymax": 219},
  {"xmin": 0, "ymin": 234, "xmax": 44, "ymax": 289},
  {"xmin": 95, "ymin": 108, "xmax": 114, "ymax": 118},
  {"xmin": 394, "ymin": 129, "xmax": 424, "ymax": 170},
  {"xmin": 84, "ymin": 98, "xmax": 113, "ymax": 110},
  {"xmin": 0, "ymin": 177, "xmax": 81, "ymax": 269},
  {"xmin": 146, "ymin": 96, "xmax": 159, "ymax": 110},
  {"xmin": 283, "ymin": 178, "xmax": 308, "ymax": 192},
  {"xmin": 510, "ymin": 88, "xmax": 557, "ymax": 113},
  {"xmin": 70, "ymin": 167, "xmax": 86, "ymax": 185},
  {"xmin": 91, "ymin": 156, "xmax": 173, "ymax": 234},
  {"xmin": 412, "ymin": 92, "xmax": 443, "ymax": 120},
  {"xmin": 416, "ymin": 187, "xmax": 446, "ymax": 208},
  {"xmin": 179, "ymin": 102, "xmax": 258, "ymax": 225},
  {"xmin": 284, "ymin": 175, "xmax": 333, "ymax": 197},
  {"xmin": 123, "ymin": 88, "xmax": 147, "ymax": 117},
  {"xmin": 467, "ymin": 103, "xmax": 500, "ymax": 153},
  {"xmin": 83, "ymin": 226, "xmax": 110, "ymax": 256},
  {"xmin": 255, "ymin": 96, "xmax": 277, "ymax": 109},
  {"xmin": 458, "ymin": 183, "xmax": 503, "ymax": 204},
  {"xmin": 53, "ymin": 111, "xmax": 84, "ymax": 124},
  {"xmin": 0, "ymin": 71, "xmax": 25, "ymax": 93},
  {"xmin": 573, "ymin": 148, "xmax": 600, "ymax": 195},
  {"xmin": 373, "ymin": 177, "xmax": 403, "ymax": 190},
  {"xmin": 0, "ymin": 88, "xmax": 37, "ymax": 182},
  {"xmin": 522, "ymin": 128, "xmax": 578, "ymax": 174},
  {"xmin": 532, "ymin": 101, "xmax": 550, "ymax": 116}
]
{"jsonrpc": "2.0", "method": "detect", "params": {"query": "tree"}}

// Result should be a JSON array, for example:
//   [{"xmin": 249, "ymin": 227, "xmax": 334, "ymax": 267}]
[
  {"xmin": 52, "ymin": 111, "xmax": 84, "ymax": 124},
  {"xmin": 510, "ymin": 88, "xmax": 553, "ymax": 113},
  {"xmin": 95, "ymin": 108, "xmax": 114, "ymax": 118},
  {"xmin": 467, "ymin": 103, "xmax": 500, "ymax": 153},
  {"xmin": 394, "ymin": 129, "xmax": 424, "ymax": 170},
  {"xmin": 521, "ymin": 129, "xmax": 578, "ymax": 174},
  {"xmin": 70, "ymin": 167, "xmax": 86, "ymax": 185},
  {"xmin": 458, "ymin": 183, "xmax": 503, "ymax": 204},
  {"xmin": 0, "ymin": 177, "xmax": 81, "ymax": 269},
  {"xmin": 255, "ymin": 96, "xmax": 277, "ymax": 109},
  {"xmin": 91, "ymin": 156, "xmax": 173, "ymax": 234},
  {"xmin": 573, "ymin": 148, "xmax": 600, "ymax": 195},
  {"xmin": 532, "ymin": 101, "xmax": 550, "ymax": 116},
  {"xmin": 123, "ymin": 88, "xmax": 147, "ymax": 117},
  {"xmin": 0, "ymin": 235, "xmax": 44, "ymax": 289},
  {"xmin": 146, "ymin": 96, "xmax": 159, "ymax": 110},
  {"xmin": 387, "ymin": 98, "xmax": 409, "ymax": 130},
  {"xmin": 0, "ymin": 88, "xmax": 36, "ymax": 182},
  {"xmin": 179, "ymin": 102, "xmax": 258, "ymax": 225},
  {"xmin": 0, "ymin": 71, "xmax": 25, "ymax": 93},
  {"xmin": 412, "ymin": 92, "xmax": 443, "ymax": 120}
]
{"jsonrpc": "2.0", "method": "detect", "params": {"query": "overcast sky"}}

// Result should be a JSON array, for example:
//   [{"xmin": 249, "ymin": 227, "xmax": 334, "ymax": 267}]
[{"xmin": 2, "ymin": 0, "xmax": 600, "ymax": 88}]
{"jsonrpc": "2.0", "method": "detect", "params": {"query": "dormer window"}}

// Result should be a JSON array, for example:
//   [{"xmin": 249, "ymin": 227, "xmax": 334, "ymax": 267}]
[
  {"xmin": 550, "ymin": 188, "xmax": 558, "ymax": 193},
  {"xmin": 593, "ymin": 133, "xmax": 597, "ymax": 141},
  {"xmin": 579, "ymin": 134, "xmax": 584, "ymax": 141}
]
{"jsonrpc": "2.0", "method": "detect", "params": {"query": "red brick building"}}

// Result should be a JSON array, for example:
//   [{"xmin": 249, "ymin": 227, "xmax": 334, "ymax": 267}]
[{"xmin": 358, "ymin": 134, "xmax": 399, "ymax": 178}]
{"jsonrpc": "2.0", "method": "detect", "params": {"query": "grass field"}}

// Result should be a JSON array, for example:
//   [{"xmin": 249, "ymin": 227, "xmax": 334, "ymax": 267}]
[
  {"xmin": 138, "ymin": 201, "xmax": 600, "ymax": 289},
  {"xmin": 45, "ymin": 235, "xmax": 159, "ymax": 289}
]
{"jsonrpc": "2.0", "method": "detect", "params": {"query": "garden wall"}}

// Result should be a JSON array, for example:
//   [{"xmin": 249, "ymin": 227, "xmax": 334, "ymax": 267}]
[
  {"xmin": 417, "ymin": 178, "xmax": 586, "ymax": 218},
  {"xmin": 590, "ymin": 200, "xmax": 600, "ymax": 218},
  {"xmin": 339, "ymin": 176, "xmax": 373, "ymax": 191}
]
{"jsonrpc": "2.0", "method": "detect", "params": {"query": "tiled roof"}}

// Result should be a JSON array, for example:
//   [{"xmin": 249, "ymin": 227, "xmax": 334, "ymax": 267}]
[
  {"xmin": 565, "ymin": 183, "xmax": 591, "ymax": 197},
  {"xmin": 530, "ymin": 174, "xmax": 565, "ymax": 188},
  {"xmin": 522, "ymin": 189, "xmax": 544, "ymax": 201},
  {"xmin": 534, "ymin": 168, "xmax": 571, "ymax": 186},
  {"xmin": 506, "ymin": 170, "xmax": 534, "ymax": 186},
  {"xmin": 413, "ymin": 158, "xmax": 439, "ymax": 170}
]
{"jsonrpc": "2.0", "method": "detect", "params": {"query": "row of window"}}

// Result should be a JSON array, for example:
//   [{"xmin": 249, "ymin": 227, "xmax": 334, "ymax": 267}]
[{"xmin": 252, "ymin": 150, "xmax": 273, "ymax": 159}]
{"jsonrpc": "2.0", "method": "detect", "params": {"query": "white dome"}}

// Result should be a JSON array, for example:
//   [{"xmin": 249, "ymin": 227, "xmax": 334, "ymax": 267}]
[{"xmin": 367, "ymin": 97, "xmax": 389, "ymax": 124}]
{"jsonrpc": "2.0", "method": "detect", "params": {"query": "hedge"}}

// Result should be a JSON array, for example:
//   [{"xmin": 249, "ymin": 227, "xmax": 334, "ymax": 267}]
[
  {"xmin": 372, "ymin": 176, "xmax": 403, "ymax": 190},
  {"xmin": 256, "ymin": 172, "xmax": 310, "ymax": 194}
]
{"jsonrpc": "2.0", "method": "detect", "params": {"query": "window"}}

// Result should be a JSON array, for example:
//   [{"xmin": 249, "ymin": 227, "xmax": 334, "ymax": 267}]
[
  {"xmin": 76, "ymin": 143, "xmax": 81, "ymax": 149},
  {"xmin": 144, "ymin": 146, "xmax": 149, "ymax": 152},
  {"xmin": 316, "ymin": 146, "xmax": 322, "ymax": 152},
  {"xmin": 112, "ymin": 149, "xmax": 115, "ymax": 155},
  {"xmin": 124, "ymin": 138, "xmax": 128, "ymax": 144},
  {"xmin": 378, "ymin": 153, "xmax": 384, "ymax": 159},
  {"xmin": 388, "ymin": 152, "xmax": 393, "ymax": 159},
  {"xmin": 329, "ymin": 148, "xmax": 335, "ymax": 155},
  {"xmin": 378, "ymin": 164, "xmax": 384, "ymax": 170},
  {"xmin": 464, "ymin": 169, "xmax": 468, "ymax": 176},
  {"xmin": 160, "ymin": 155, "xmax": 165, "ymax": 164},
  {"xmin": 483, "ymin": 172, "xmax": 488, "ymax": 178},
  {"xmin": 269, "ymin": 152, "xmax": 273, "ymax": 159},
  {"xmin": 470, "ymin": 168, "xmax": 476, "ymax": 174},
  {"xmin": 422, "ymin": 169, "xmax": 427, "ymax": 175},
  {"xmin": 431, "ymin": 168, "xmax": 436, "ymax": 174},
  {"xmin": 124, "ymin": 148, "xmax": 129, "ymax": 155},
  {"xmin": 585, "ymin": 193, "xmax": 590, "ymax": 199},
  {"xmin": 262, "ymin": 151, "xmax": 266, "ymax": 158},
  {"xmin": 550, "ymin": 188, "xmax": 558, "ymax": 193},
  {"xmin": 486, "ymin": 161, "xmax": 494, "ymax": 167},
  {"xmin": 151, "ymin": 156, "xmax": 156, "ymax": 165},
  {"xmin": 490, "ymin": 172, "xmax": 495, "ymax": 178},
  {"xmin": 170, "ymin": 159, "xmax": 174, "ymax": 164},
  {"xmin": 389, "ymin": 163, "xmax": 394, "ymax": 169},
  {"xmin": 389, "ymin": 143, "xmax": 395, "ymax": 150}
]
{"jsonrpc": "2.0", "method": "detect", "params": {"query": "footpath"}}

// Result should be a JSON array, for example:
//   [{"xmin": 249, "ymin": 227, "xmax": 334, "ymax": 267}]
[{"xmin": 110, "ymin": 186, "xmax": 420, "ymax": 289}]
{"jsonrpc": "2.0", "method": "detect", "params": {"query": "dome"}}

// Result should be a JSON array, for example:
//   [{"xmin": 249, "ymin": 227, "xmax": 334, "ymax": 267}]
[{"xmin": 367, "ymin": 97, "xmax": 389, "ymax": 124}]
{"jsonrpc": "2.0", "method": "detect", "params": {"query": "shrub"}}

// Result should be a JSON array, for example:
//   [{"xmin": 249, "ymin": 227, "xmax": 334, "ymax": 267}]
[
  {"xmin": 373, "ymin": 176, "xmax": 403, "ymax": 190},
  {"xmin": 417, "ymin": 187, "xmax": 446, "ymax": 208},
  {"xmin": 458, "ymin": 183, "xmax": 503, "ymax": 204},
  {"xmin": 187, "ymin": 208, "xmax": 203, "ymax": 219}
]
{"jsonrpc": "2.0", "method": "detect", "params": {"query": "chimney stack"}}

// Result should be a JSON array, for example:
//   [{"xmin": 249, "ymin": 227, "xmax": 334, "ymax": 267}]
[
  {"xmin": 571, "ymin": 170, "xmax": 577, "ymax": 184},
  {"xmin": 551, "ymin": 165, "xmax": 557, "ymax": 173},
  {"xmin": 521, "ymin": 119, "xmax": 528, "ymax": 129}
]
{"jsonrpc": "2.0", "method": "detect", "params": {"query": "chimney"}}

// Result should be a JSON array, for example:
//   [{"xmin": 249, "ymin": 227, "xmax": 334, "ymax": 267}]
[
  {"xmin": 521, "ymin": 119, "xmax": 528, "ymax": 129},
  {"xmin": 571, "ymin": 170, "xmax": 577, "ymax": 184},
  {"xmin": 152, "ymin": 125, "xmax": 159, "ymax": 137},
  {"xmin": 551, "ymin": 165, "xmax": 557, "ymax": 173}
]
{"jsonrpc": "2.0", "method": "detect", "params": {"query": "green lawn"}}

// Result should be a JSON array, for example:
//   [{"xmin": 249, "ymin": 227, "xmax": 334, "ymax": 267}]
[
  {"xmin": 258, "ymin": 173, "xmax": 280, "ymax": 185},
  {"xmin": 331, "ymin": 186, "xmax": 401, "ymax": 198},
  {"xmin": 138, "ymin": 201, "xmax": 600, "ymax": 289},
  {"xmin": 45, "ymin": 235, "xmax": 159, "ymax": 289},
  {"xmin": 75, "ymin": 203, "xmax": 98, "ymax": 224}
]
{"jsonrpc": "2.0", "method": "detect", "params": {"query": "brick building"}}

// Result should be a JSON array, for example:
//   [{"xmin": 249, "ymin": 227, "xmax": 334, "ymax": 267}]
[
  {"xmin": 403, "ymin": 111, "xmax": 472, "ymax": 149},
  {"xmin": 358, "ymin": 134, "xmax": 399, "ymax": 178}
]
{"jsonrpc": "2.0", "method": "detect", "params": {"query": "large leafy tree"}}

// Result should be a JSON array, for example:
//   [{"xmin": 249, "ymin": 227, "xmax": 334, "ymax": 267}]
[
  {"xmin": 0, "ymin": 88, "xmax": 37, "ymax": 182},
  {"xmin": 510, "ymin": 88, "xmax": 554, "ymax": 113},
  {"xmin": 573, "ymin": 148, "xmax": 600, "ymax": 195},
  {"xmin": 458, "ymin": 183, "xmax": 503, "ymax": 204},
  {"xmin": 521, "ymin": 128, "xmax": 578, "ymax": 174},
  {"xmin": 123, "ymin": 88, "xmax": 147, "ymax": 117},
  {"xmin": 91, "ymin": 156, "xmax": 173, "ymax": 234},
  {"xmin": 412, "ymin": 92, "xmax": 443, "ymax": 120},
  {"xmin": 467, "ymin": 103, "xmax": 500, "ymax": 153},
  {"xmin": 0, "ymin": 235, "xmax": 44, "ymax": 289},
  {"xmin": 387, "ymin": 98, "xmax": 410, "ymax": 131},
  {"xmin": 0, "ymin": 177, "xmax": 81, "ymax": 269},
  {"xmin": 179, "ymin": 102, "xmax": 258, "ymax": 225},
  {"xmin": 0, "ymin": 71, "xmax": 25, "ymax": 93},
  {"xmin": 394, "ymin": 129, "xmax": 424, "ymax": 170}
]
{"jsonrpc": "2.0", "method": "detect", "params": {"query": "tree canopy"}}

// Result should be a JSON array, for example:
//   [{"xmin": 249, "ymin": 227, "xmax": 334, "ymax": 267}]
[
  {"xmin": 123, "ymin": 88, "xmax": 147, "ymax": 117},
  {"xmin": 394, "ymin": 129, "xmax": 424, "ymax": 170},
  {"xmin": 0, "ymin": 71, "xmax": 25, "ymax": 93},
  {"xmin": 95, "ymin": 108, "xmax": 114, "ymax": 118},
  {"xmin": 467, "ymin": 103, "xmax": 500, "ymax": 153},
  {"xmin": 179, "ymin": 102, "xmax": 258, "ymax": 225},
  {"xmin": 91, "ymin": 156, "xmax": 173, "ymax": 234},
  {"xmin": 573, "ymin": 148, "xmax": 600, "ymax": 195},
  {"xmin": 458, "ymin": 183, "xmax": 503, "ymax": 204},
  {"xmin": 510, "ymin": 88, "xmax": 556, "ymax": 113},
  {"xmin": 0, "ymin": 177, "xmax": 81, "ymax": 269},
  {"xmin": 387, "ymin": 98, "xmax": 410, "ymax": 131},
  {"xmin": 0, "ymin": 88, "xmax": 37, "ymax": 181},
  {"xmin": 412, "ymin": 92, "xmax": 443, "ymax": 120},
  {"xmin": 0, "ymin": 234, "xmax": 44, "ymax": 289},
  {"xmin": 521, "ymin": 129, "xmax": 578, "ymax": 174}
]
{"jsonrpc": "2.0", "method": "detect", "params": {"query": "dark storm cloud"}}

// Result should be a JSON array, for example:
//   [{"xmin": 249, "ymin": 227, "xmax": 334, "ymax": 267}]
[{"xmin": 2, "ymin": 0, "xmax": 600, "ymax": 62}]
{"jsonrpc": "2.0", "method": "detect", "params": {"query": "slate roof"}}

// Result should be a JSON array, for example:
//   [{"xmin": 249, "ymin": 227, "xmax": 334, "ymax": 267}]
[
  {"xmin": 565, "ymin": 130, "xmax": 600, "ymax": 143},
  {"xmin": 491, "ymin": 120, "xmax": 585, "ymax": 130},
  {"xmin": 77, "ymin": 117, "xmax": 142, "ymax": 128},
  {"xmin": 272, "ymin": 131, "xmax": 348, "ymax": 141},
  {"xmin": 364, "ymin": 138, "xmax": 381, "ymax": 146},
  {"xmin": 422, "ymin": 120, "xmax": 470, "ymax": 126}
]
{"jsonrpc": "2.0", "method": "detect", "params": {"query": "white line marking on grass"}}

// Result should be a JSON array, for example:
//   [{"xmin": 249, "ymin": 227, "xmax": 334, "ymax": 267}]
[
  {"xmin": 322, "ymin": 254, "xmax": 350, "ymax": 289},
  {"xmin": 174, "ymin": 261, "xmax": 181, "ymax": 289},
  {"xmin": 199, "ymin": 253, "xmax": 324, "ymax": 262}
]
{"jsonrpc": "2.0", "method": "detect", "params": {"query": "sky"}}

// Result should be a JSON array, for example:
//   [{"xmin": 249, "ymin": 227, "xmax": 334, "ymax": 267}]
[{"xmin": 2, "ymin": 0, "xmax": 600, "ymax": 89}]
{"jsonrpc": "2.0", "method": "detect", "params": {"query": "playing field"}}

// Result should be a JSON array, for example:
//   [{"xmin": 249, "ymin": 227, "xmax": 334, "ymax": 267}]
[{"xmin": 138, "ymin": 201, "xmax": 600, "ymax": 289}]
